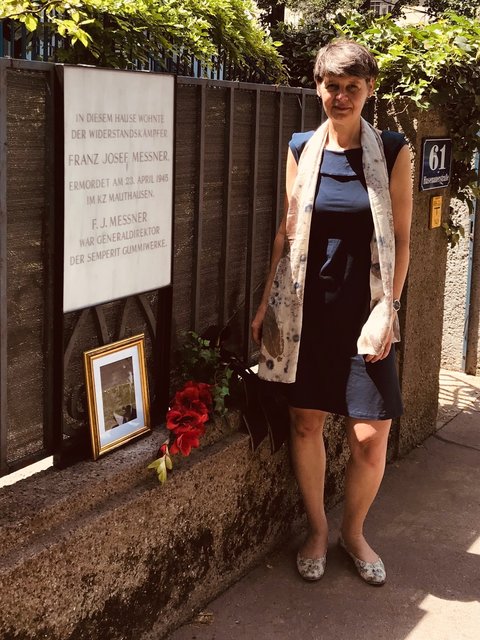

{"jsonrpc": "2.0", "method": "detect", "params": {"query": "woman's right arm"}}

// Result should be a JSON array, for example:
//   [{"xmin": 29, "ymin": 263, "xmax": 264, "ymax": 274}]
[{"xmin": 251, "ymin": 148, "xmax": 298, "ymax": 344}]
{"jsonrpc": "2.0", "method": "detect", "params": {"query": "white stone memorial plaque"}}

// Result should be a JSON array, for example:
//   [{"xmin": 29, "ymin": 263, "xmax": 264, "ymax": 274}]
[{"xmin": 63, "ymin": 67, "xmax": 174, "ymax": 312}]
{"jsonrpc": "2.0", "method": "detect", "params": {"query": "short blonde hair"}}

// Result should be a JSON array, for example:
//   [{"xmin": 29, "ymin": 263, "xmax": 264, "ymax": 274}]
[{"xmin": 314, "ymin": 39, "xmax": 378, "ymax": 83}]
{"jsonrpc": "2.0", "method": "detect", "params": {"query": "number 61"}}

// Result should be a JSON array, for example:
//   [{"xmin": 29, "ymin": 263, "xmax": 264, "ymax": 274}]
[{"xmin": 429, "ymin": 144, "xmax": 447, "ymax": 171}]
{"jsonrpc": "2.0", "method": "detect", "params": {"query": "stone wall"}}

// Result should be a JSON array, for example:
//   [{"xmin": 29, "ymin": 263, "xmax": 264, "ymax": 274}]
[
  {"xmin": 0, "ymin": 400, "xmax": 363, "ymax": 640},
  {"xmin": 0, "ymin": 418, "xmax": 303, "ymax": 640}
]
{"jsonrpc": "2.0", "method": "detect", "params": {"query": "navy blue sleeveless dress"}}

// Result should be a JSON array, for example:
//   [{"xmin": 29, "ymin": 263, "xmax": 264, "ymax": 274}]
[{"xmin": 287, "ymin": 130, "xmax": 406, "ymax": 419}]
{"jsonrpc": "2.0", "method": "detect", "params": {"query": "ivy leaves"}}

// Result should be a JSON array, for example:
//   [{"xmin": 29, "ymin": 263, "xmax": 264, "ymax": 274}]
[
  {"xmin": 0, "ymin": 0, "xmax": 283, "ymax": 79},
  {"xmin": 339, "ymin": 11, "xmax": 480, "ymax": 201},
  {"xmin": 442, "ymin": 218, "xmax": 465, "ymax": 249},
  {"xmin": 0, "ymin": 1, "xmax": 95, "ymax": 47},
  {"xmin": 172, "ymin": 331, "xmax": 233, "ymax": 417}
]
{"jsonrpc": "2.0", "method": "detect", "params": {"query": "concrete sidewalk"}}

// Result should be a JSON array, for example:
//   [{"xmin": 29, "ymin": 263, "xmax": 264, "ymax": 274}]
[{"xmin": 168, "ymin": 370, "xmax": 480, "ymax": 640}]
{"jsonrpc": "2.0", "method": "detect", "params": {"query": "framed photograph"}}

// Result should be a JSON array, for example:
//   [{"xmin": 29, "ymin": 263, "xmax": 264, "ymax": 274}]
[{"xmin": 84, "ymin": 334, "xmax": 151, "ymax": 459}]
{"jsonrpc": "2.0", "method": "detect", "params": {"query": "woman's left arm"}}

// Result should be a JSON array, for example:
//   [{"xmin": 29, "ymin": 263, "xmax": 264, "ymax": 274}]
[
  {"xmin": 367, "ymin": 144, "xmax": 412, "ymax": 363},
  {"xmin": 390, "ymin": 144, "xmax": 413, "ymax": 301}
]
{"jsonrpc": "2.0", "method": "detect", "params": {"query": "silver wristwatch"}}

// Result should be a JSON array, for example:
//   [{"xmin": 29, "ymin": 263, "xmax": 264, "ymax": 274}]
[{"xmin": 393, "ymin": 299, "xmax": 401, "ymax": 312}]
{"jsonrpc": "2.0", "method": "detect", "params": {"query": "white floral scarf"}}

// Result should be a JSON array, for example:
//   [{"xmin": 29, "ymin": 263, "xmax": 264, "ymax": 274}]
[{"xmin": 258, "ymin": 117, "xmax": 400, "ymax": 383}]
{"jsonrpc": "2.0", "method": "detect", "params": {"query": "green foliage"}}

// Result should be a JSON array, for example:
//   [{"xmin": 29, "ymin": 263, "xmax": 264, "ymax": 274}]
[
  {"xmin": 269, "ymin": 1, "xmax": 479, "ymax": 87},
  {"xmin": 272, "ymin": 19, "xmax": 335, "ymax": 86},
  {"xmin": 424, "ymin": 0, "xmax": 479, "ymax": 19},
  {"xmin": 271, "ymin": 4, "xmax": 479, "ymax": 219},
  {"xmin": 338, "ymin": 11, "xmax": 480, "ymax": 201},
  {"xmin": 0, "ymin": 0, "xmax": 283, "ymax": 78},
  {"xmin": 172, "ymin": 331, "xmax": 233, "ymax": 416},
  {"xmin": 281, "ymin": 0, "xmax": 479, "ymax": 21},
  {"xmin": 212, "ymin": 367, "xmax": 233, "ymax": 416},
  {"xmin": 148, "ymin": 453, "xmax": 170, "ymax": 483},
  {"xmin": 442, "ymin": 218, "xmax": 465, "ymax": 249},
  {"xmin": 270, "ymin": 1, "xmax": 362, "ymax": 86},
  {"xmin": 269, "ymin": 2, "xmax": 369, "ymax": 86},
  {"xmin": 283, "ymin": 0, "xmax": 361, "ymax": 20}
]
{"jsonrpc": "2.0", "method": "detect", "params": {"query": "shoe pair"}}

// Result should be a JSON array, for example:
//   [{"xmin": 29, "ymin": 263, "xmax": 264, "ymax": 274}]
[{"xmin": 296, "ymin": 536, "xmax": 386, "ymax": 585}]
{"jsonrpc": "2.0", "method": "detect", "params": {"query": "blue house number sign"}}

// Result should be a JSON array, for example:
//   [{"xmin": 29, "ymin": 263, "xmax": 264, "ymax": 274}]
[{"xmin": 420, "ymin": 137, "xmax": 452, "ymax": 191}]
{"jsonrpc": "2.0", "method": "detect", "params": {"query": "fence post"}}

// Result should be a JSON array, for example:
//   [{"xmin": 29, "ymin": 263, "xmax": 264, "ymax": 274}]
[
  {"xmin": 243, "ymin": 88, "xmax": 260, "ymax": 362},
  {"xmin": 220, "ymin": 85, "xmax": 235, "ymax": 328},
  {"xmin": 192, "ymin": 83, "xmax": 206, "ymax": 332},
  {"xmin": 0, "ymin": 60, "xmax": 8, "ymax": 475}
]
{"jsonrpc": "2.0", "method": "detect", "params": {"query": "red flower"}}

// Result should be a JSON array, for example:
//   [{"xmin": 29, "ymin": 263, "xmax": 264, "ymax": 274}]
[
  {"xmin": 163, "ymin": 380, "xmax": 213, "ymax": 461},
  {"xmin": 184, "ymin": 381, "xmax": 213, "ymax": 409},
  {"xmin": 172, "ymin": 381, "xmax": 213, "ymax": 414},
  {"xmin": 166, "ymin": 408, "xmax": 208, "ymax": 435},
  {"xmin": 150, "ymin": 379, "xmax": 215, "ymax": 481},
  {"xmin": 158, "ymin": 443, "xmax": 169, "ymax": 457},
  {"xmin": 172, "ymin": 396, "xmax": 209, "ymax": 416},
  {"xmin": 170, "ymin": 426, "xmax": 202, "ymax": 456}
]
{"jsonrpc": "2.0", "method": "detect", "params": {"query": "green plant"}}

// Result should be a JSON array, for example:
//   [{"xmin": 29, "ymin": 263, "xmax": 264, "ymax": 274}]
[
  {"xmin": 0, "ymin": 0, "xmax": 283, "ymax": 79},
  {"xmin": 338, "ymin": 11, "xmax": 480, "ymax": 203},
  {"xmin": 283, "ymin": 0, "xmax": 362, "ymax": 21},
  {"xmin": 148, "ymin": 332, "xmax": 234, "ymax": 483},
  {"xmin": 442, "ymin": 218, "xmax": 465, "ymax": 249},
  {"xmin": 271, "ymin": 19, "xmax": 336, "ymax": 86},
  {"xmin": 171, "ymin": 331, "xmax": 233, "ymax": 416},
  {"xmin": 424, "ymin": 0, "xmax": 480, "ymax": 19}
]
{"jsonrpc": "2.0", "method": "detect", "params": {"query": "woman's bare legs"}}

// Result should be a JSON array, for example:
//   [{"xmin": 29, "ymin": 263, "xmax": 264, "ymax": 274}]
[
  {"xmin": 341, "ymin": 418, "xmax": 391, "ymax": 562},
  {"xmin": 289, "ymin": 407, "xmax": 329, "ymax": 559}
]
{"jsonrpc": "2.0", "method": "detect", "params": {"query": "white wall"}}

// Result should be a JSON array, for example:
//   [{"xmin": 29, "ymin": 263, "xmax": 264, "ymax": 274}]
[{"xmin": 441, "ymin": 199, "xmax": 470, "ymax": 371}]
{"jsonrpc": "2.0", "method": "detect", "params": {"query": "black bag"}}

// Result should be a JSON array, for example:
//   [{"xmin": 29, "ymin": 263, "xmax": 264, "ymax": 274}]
[
  {"xmin": 226, "ymin": 354, "xmax": 290, "ymax": 453},
  {"xmin": 258, "ymin": 378, "xmax": 291, "ymax": 453},
  {"xmin": 201, "ymin": 325, "xmax": 290, "ymax": 453}
]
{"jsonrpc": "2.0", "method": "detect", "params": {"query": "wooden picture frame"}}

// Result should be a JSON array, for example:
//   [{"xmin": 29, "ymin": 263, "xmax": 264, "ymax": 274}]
[{"xmin": 84, "ymin": 334, "xmax": 150, "ymax": 459}]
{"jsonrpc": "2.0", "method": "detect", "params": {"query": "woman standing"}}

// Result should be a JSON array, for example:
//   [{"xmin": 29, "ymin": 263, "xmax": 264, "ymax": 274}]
[{"xmin": 252, "ymin": 40, "xmax": 412, "ymax": 585}]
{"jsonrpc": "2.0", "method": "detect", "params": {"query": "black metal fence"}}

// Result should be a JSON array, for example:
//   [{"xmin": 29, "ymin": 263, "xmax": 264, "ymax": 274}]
[
  {"xmin": 0, "ymin": 58, "xmax": 322, "ymax": 477},
  {"xmin": 173, "ymin": 78, "xmax": 323, "ymax": 362}
]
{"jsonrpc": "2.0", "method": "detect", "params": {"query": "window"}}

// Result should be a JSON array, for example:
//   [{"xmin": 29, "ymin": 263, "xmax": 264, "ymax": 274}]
[{"xmin": 371, "ymin": 1, "xmax": 395, "ymax": 16}]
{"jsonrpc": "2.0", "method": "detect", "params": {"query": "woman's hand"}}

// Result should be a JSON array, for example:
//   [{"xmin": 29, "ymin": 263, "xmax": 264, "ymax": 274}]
[
  {"xmin": 251, "ymin": 303, "xmax": 268, "ymax": 345},
  {"xmin": 364, "ymin": 326, "xmax": 393, "ymax": 363}
]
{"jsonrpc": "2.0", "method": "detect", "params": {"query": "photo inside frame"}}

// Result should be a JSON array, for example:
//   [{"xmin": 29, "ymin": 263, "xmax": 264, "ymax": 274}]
[{"xmin": 100, "ymin": 356, "xmax": 137, "ymax": 431}]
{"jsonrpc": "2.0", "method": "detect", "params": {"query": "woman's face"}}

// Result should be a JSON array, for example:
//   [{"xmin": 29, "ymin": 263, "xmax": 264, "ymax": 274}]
[{"xmin": 317, "ymin": 74, "xmax": 374, "ymax": 124}]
